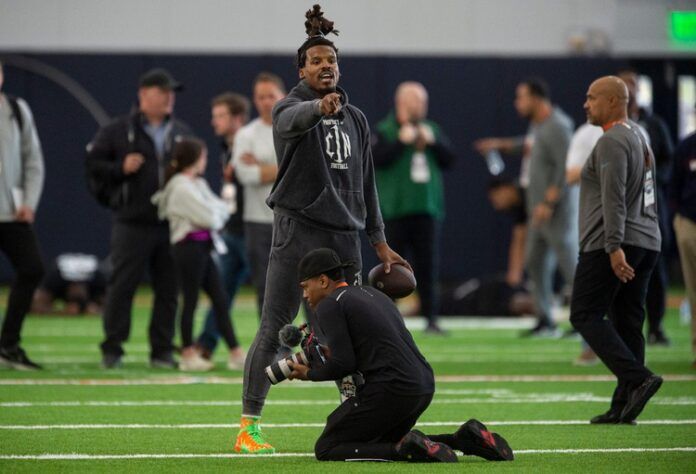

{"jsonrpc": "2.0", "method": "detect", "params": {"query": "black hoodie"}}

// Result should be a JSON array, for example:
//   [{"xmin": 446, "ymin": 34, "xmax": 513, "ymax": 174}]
[{"xmin": 269, "ymin": 80, "xmax": 385, "ymax": 245}]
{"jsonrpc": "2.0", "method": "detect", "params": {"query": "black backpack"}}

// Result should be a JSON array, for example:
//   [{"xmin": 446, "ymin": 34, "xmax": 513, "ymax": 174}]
[
  {"xmin": 85, "ymin": 121, "xmax": 133, "ymax": 209},
  {"xmin": 5, "ymin": 94, "xmax": 24, "ymax": 132}
]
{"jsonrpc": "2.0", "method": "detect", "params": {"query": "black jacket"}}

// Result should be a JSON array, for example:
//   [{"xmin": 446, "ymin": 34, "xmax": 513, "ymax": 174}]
[
  {"xmin": 86, "ymin": 112, "xmax": 192, "ymax": 224},
  {"xmin": 269, "ymin": 80, "xmax": 385, "ymax": 245},
  {"xmin": 308, "ymin": 285, "xmax": 435, "ymax": 396}
]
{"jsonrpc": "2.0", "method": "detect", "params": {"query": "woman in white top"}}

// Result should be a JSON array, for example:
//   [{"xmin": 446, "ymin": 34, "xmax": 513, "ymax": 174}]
[{"xmin": 153, "ymin": 138, "xmax": 244, "ymax": 371}]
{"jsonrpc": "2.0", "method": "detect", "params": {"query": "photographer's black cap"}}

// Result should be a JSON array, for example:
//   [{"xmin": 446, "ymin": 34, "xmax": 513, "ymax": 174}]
[
  {"xmin": 139, "ymin": 68, "xmax": 183, "ymax": 91},
  {"xmin": 298, "ymin": 248, "xmax": 352, "ymax": 282}
]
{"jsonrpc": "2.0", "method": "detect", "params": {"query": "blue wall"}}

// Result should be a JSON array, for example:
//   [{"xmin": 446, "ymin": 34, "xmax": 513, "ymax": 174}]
[{"xmin": 1, "ymin": 53, "xmax": 682, "ymax": 282}]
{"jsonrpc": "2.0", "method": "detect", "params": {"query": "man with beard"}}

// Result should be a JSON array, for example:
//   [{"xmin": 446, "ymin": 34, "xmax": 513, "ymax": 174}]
[
  {"xmin": 570, "ymin": 76, "xmax": 663, "ymax": 424},
  {"xmin": 476, "ymin": 79, "xmax": 575, "ymax": 337},
  {"xmin": 233, "ymin": 5, "xmax": 408, "ymax": 454}
]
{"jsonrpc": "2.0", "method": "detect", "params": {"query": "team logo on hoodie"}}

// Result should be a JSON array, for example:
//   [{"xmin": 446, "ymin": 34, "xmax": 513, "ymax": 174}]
[{"xmin": 323, "ymin": 119, "xmax": 351, "ymax": 170}]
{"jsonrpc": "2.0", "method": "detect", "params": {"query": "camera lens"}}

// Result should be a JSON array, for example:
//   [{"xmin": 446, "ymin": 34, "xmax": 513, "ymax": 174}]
[{"xmin": 265, "ymin": 350, "xmax": 308, "ymax": 384}]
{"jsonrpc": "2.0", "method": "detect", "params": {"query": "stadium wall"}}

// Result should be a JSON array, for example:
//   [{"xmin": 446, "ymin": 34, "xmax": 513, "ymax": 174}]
[{"xmin": 0, "ymin": 53, "xmax": 689, "ymax": 282}]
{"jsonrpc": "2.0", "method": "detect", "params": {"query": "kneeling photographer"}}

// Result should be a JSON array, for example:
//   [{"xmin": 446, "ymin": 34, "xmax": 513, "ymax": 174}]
[{"xmin": 287, "ymin": 248, "xmax": 514, "ymax": 463}]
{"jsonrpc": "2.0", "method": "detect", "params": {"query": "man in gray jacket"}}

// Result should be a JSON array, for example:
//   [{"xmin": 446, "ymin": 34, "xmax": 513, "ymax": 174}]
[
  {"xmin": 0, "ymin": 61, "xmax": 45, "ymax": 370},
  {"xmin": 570, "ymin": 76, "xmax": 663, "ymax": 425},
  {"xmin": 234, "ymin": 5, "xmax": 408, "ymax": 454}
]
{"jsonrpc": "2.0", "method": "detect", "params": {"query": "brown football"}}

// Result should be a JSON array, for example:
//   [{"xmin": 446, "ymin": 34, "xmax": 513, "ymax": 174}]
[{"xmin": 367, "ymin": 263, "xmax": 417, "ymax": 299}]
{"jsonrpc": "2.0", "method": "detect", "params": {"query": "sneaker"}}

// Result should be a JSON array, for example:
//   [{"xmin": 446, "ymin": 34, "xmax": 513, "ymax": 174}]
[
  {"xmin": 395, "ymin": 430, "xmax": 458, "ymax": 463},
  {"xmin": 196, "ymin": 344, "xmax": 213, "ymax": 361},
  {"xmin": 562, "ymin": 328, "xmax": 581, "ymax": 340},
  {"xmin": 0, "ymin": 346, "xmax": 42, "ymax": 370},
  {"xmin": 573, "ymin": 348, "xmax": 599, "ymax": 367},
  {"xmin": 620, "ymin": 375, "xmax": 663, "ymax": 422},
  {"xmin": 454, "ymin": 419, "xmax": 514, "ymax": 461},
  {"xmin": 227, "ymin": 350, "xmax": 246, "ymax": 370},
  {"xmin": 522, "ymin": 323, "xmax": 561, "ymax": 338},
  {"xmin": 424, "ymin": 323, "xmax": 447, "ymax": 336},
  {"xmin": 647, "ymin": 331, "xmax": 671, "ymax": 346},
  {"xmin": 150, "ymin": 352, "xmax": 178, "ymax": 369},
  {"xmin": 234, "ymin": 417, "xmax": 275, "ymax": 454},
  {"xmin": 590, "ymin": 409, "xmax": 636, "ymax": 425},
  {"xmin": 101, "ymin": 353, "xmax": 123, "ymax": 369},
  {"xmin": 179, "ymin": 349, "xmax": 214, "ymax": 372}
]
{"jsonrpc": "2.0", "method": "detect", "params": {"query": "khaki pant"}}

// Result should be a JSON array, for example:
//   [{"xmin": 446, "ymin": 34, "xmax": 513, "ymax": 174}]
[{"xmin": 674, "ymin": 214, "xmax": 696, "ymax": 356}]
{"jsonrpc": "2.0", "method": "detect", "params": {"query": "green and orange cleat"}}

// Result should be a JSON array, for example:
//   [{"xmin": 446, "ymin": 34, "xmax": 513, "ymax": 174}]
[{"xmin": 233, "ymin": 416, "xmax": 276, "ymax": 454}]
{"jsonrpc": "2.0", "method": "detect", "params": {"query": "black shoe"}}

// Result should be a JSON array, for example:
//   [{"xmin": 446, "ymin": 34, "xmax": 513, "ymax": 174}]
[
  {"xmin": 620, "ymin": 375, "xmax": 663, "ymax": 422},
  {"xmin": 647, "ymin": 331, "xmax": 671, "ymax": 346},
  {"xmin": 590, "ymin": 409, "xmax": 636, "ymax": 425},
  {"xmin": 0, "ymin": 346, "xmax": 42, "ymax": 370},
  {"xmin": 424, "ymin": 323, "xmax": 447, "ymax": 335},
  {"xmin": 454, "ymin": 419, "xmax": 514, "ymax": 461},
  {"xmin": 521, "ymin": 323, "xmax": 561, "ymax": 338},
  {"xmin": 101, "ymin": 353, "xmax": 123, "ymax": 369},
  {"xmin": 395, "ymin": 430, "xmax": 458, "ymax": 463},
  {"xmin": 150, "ymin": 352, "xmax": 178, "ymax": 369}
]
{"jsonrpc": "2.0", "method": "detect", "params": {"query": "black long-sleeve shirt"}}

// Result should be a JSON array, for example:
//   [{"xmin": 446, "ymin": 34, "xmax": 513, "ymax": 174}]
[{"xmin": 307, "ymin": 285, "xmax": 434, "ymax": 395}]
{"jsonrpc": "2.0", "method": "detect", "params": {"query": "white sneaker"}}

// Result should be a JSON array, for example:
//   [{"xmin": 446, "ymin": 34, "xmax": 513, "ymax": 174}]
[
  {"xmin": 180, "ymin": 352, "xmax": 214, "ymax": 372},
  {"xmin": 227, "ymin": 350, "xmax": 246, "ymax": 370}
]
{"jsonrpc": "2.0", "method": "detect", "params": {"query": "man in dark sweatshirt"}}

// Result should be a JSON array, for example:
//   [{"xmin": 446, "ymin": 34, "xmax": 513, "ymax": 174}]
[
  {"xmin": 570, "ymin": 76, "xmax": 663, "ymax": 425},
  {"xmin": 233, "ymin": 6, "xmax": 408, "ymax": 454},
  {"xmin": 284, "ymin": 248, "xmax": 513, "ymax": 463}
]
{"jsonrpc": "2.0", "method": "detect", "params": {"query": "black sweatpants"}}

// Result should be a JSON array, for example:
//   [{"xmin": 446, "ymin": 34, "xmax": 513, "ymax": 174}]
[
  {"xmin": 100, "ymin": 222, "xmax": 177, "ymax": 359},
  {"xmin": 171, "ymin": 240, "xmax": 237, "ymax": 349},
  {"xmin": 315, "ymin": 383, "xmax": 433, "ymax": 461},
  {"xmin": 385, "ymin": 214, "xmax": 440, "ymax": 325},
  {"xmin": 0, "ymin": 223, "xmax": 44, "ymax": 349},
  {"xmin": 570, "ymin": 245, "xmax": 659, "ymax": 411},
  {"xmin": 314, "ymin": 383, "xmax": 486, "ymax": 462}
]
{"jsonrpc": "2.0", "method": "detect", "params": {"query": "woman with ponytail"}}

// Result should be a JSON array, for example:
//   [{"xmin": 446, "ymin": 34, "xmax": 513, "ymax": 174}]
[{"xmin": 153, "ymin": 138, "xmax": 244, "ymax": 371}]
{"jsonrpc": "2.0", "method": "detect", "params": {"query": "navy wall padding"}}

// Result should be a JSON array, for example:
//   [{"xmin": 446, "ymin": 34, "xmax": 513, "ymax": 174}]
[{"xmin": 0, "ymin": 53, "xmax": 687, "ymax": 282}]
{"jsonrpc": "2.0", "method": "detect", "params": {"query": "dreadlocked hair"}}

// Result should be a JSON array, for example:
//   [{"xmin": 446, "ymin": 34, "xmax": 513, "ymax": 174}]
[
  {"xmin": 304, "ymin": 4, "xmax": 339, "ymax": 37},
  {"xmin": 297, "ymin": 4, "xmax": 339, "ymax": 69}
]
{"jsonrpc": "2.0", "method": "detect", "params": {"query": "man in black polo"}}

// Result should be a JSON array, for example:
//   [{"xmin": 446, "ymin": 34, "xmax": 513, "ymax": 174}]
[
  {"xmin": 86, "ymin": 68, "xmax": 192, "ymax": 369},
  {"xmin": 286, "ymin": 248, "xmax": 514, "ymax": 463},
  {"xmin": 570, "ymin": 76, "xmax": 663, "ymax": 424}
]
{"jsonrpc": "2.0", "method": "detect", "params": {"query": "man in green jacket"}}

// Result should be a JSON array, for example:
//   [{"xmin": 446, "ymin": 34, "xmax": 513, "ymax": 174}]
[{"xmin": 373, "ymin": 82, "xmax": 456, "ymax": 333}]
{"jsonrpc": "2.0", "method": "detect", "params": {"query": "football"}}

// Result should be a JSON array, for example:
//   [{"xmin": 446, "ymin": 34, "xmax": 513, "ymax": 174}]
[{"xmin": 367, "ymin": 263, "xmax": 417, "ymax": 299}]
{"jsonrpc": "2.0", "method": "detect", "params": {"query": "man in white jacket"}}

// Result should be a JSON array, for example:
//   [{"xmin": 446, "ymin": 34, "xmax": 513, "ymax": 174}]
[{"xmin": 233, "ymin": 72, "xmax": 285, "ymax": 315}]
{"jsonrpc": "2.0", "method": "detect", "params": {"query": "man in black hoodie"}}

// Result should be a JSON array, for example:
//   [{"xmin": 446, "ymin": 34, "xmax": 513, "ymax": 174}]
[
  {"xmin": 234, "ymin": 5, "xmax": 408, "ymax": 454},
  {"xmin": 86, "ymin": 69, "xmax": 192, "ymax": 369}
]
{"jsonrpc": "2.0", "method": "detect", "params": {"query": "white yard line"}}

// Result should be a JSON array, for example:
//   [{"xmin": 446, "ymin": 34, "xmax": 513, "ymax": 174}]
[
  {"xmin": 1, "ymin": 419, "xmax": 694, "ymax": 430},
  {"xmin": 1, "ymin": 374, "xmax": 694, "ymax": 385},
  {"xmin": 2, "ymin": 396, "xmax": 694, "ymax": 407},
  {"xmin": 37, "ymin": 354, "xmax": 688, "ymax": 364},
  {"xmin": 0, "ymin": 447, "xmax": 694, "ymax": 460}
]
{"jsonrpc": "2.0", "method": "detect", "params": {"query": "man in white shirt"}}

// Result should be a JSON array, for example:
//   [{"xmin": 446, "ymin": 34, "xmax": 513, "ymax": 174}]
[{"xmin": 233, "ymin": 72, "xmax": 285, "ymax": 315}]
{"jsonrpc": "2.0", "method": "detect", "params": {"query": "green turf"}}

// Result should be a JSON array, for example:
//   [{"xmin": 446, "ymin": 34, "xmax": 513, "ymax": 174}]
[{"xmin": 0, "ymin": 288, "xmax": 694, "ymax": 472}]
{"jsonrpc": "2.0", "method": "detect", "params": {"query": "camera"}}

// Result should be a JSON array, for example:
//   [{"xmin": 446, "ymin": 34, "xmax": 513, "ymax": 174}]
[{"xmin": 265, "ymin": 324, "xmax": 326, "ymax": 385}]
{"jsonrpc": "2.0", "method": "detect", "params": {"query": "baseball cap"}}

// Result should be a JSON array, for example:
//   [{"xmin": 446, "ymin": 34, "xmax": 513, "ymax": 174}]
[
  {"xmin": 297, "ymin": 248, "xmax": 352, "ymax": 282},
  {"xmin": 139, "ymin": 68, "xmax": 183, "ymax": 91}
]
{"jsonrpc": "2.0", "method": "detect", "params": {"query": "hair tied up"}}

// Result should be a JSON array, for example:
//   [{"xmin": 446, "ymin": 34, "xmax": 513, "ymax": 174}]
[{"xmin": 304, "ymin": 4, "xmax": 339, "ymax": 38}]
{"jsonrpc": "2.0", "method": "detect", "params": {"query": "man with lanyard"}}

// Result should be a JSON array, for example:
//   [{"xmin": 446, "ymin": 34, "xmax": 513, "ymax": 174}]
[
  {"xmin": 234, "ymin": 5, "xmax": 408, "ymax": 454},
  {"xmin": 285, "ymin": 248, "xmax": 514, "ymax": 463},
  {"xmin": 86, "ymin": 68, "xmax": 192, "ymax": 369},
  {"xmin": 570, "ymin": 76, "xmax": 662, "ymax": 425},
  {"xmin": 372, "ymin": 81, "xmax": 456, "ymax": 334}
]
